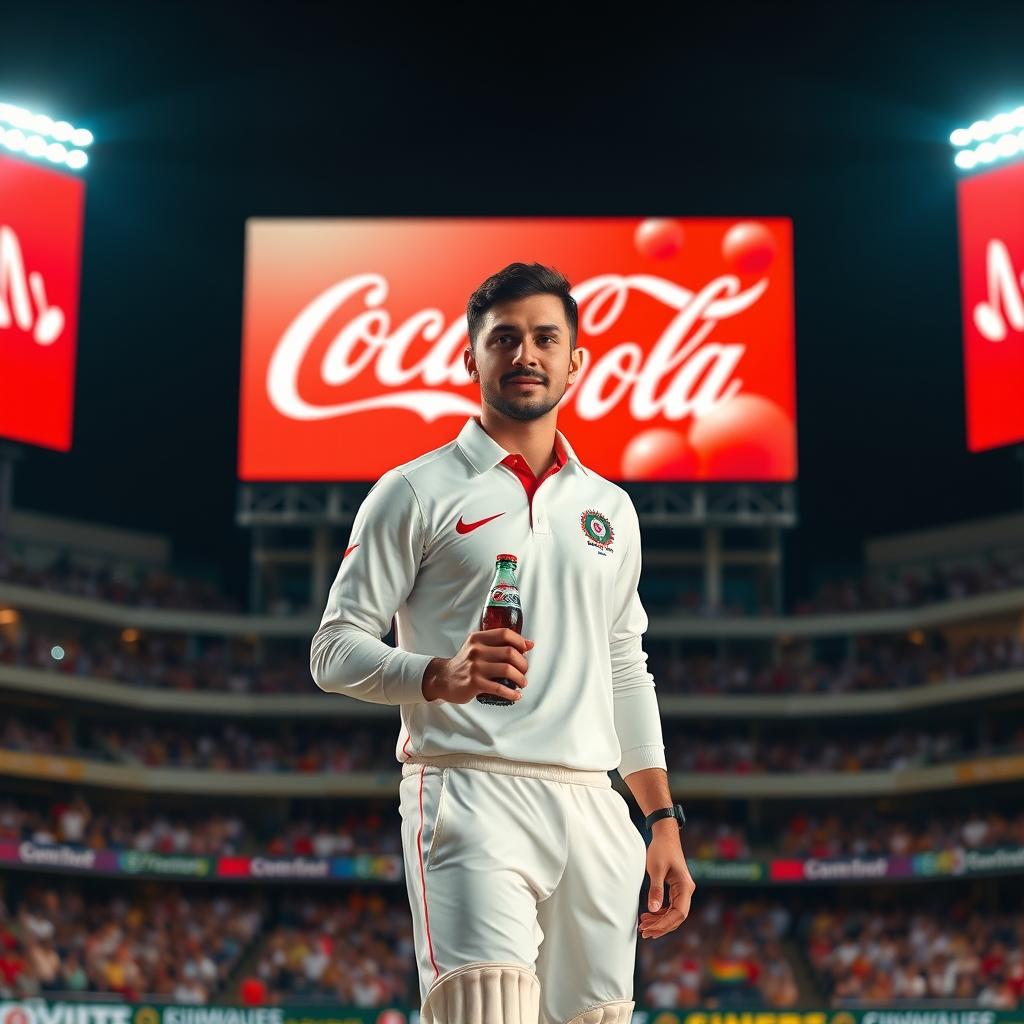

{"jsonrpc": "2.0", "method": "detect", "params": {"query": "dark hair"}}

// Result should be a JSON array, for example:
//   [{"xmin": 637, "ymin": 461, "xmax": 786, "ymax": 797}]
[{"xmin": 466, "ymin": 262, "xmax": 578, "ymax": 350}]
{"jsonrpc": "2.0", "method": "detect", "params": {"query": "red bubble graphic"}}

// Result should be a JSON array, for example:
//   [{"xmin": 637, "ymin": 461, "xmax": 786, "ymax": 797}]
[
  {"xmin": 620, "ymin": 427, "xmax": 700, "ymax": 480},
  {"xmin": 722, "ymin": 221, "xmax": 777, "ymax": 274},
  {"xmin": 635, "ymin": 218, "xmax": 685, "ymax": 261},
  {"xmin": 690, "ymin": 395, "xmax": 795, "ymax": 480}
]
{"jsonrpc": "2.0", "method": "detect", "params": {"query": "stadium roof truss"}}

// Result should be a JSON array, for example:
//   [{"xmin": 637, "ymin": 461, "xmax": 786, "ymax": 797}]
[{"xmin": 237, "ymin": 482, "xmax": 797, "ymax": 528}]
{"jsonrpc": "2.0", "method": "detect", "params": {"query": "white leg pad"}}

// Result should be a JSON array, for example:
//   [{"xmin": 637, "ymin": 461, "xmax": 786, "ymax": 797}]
[
  {"xmin": 421, "ymin": 961, "xmax": 541, "ymax": 1024},
  {"xmin": 564, "ymin": 1001, "xmax": 635, "ymax": 1024}
]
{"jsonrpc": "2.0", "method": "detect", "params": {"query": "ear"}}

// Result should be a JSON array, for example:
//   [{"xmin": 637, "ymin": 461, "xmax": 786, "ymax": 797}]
[
  {"xmin": 464, "ymin": 346, "xmax": 479, "ymax": 381},
  {"xmin": 567, "ymin": 346, "xmax": 586, "ymax": 381}
]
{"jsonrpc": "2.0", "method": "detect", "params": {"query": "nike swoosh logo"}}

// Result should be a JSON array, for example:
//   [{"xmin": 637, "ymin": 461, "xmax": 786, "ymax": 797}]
[
  {"xmin": 344, "ymin": 544, "xmax": 360, "ymax": 558},
  {"xmin": 456, "ymin": 512, "xmax": 505, "ymax": 535}
]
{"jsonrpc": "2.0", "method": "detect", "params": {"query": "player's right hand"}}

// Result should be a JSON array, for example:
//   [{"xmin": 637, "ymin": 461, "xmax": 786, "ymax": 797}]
[{"xmin": 422, "ymin": 628, "xmax": 534, "ymax": 704}]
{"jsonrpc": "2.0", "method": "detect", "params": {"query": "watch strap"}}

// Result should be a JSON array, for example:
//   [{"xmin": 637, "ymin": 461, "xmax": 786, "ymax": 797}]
[{"xmin": 644, "ymin": 803, "xmax": 686, "ymax": 831}]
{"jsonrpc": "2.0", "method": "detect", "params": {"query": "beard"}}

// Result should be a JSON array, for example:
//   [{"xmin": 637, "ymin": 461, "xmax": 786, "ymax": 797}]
[{"xmin": 481, "ymin": 378, "xmax": 566, "ymax": 421}]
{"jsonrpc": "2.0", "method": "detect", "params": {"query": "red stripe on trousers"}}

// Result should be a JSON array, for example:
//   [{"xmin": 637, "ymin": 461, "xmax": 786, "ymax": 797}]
[{"xmin": 417, "ymin": 765, "xmax": 440, "ymax": 980}]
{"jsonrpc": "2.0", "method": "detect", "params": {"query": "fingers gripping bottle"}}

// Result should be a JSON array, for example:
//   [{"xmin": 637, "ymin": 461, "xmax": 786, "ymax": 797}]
[{"xmin": 476, "ymin": 553, "xmax": 524, "ymax": 707}]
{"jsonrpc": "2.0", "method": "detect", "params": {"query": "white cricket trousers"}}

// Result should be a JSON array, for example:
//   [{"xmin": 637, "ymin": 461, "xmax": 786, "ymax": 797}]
[{"xmin": 398, "ymin": 753, "xmax": 648, "ymax": 1024}]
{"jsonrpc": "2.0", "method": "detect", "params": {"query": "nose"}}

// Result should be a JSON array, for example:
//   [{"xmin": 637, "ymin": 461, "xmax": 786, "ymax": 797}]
[{"xmin": 511, "ymin": 340, "xmax": 540, "ymax": 368}]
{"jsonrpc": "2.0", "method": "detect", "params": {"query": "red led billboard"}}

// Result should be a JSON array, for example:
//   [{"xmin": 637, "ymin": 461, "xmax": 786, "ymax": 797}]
[
  {"xmin": 958, "ymin": 160, "xmax": 1024, "ymax": 452},
  {"xmin": 0, "ymin": 154, "xmax": 84, "ymax": 451},
  {"xmin": 239, "ymin": 217, "xmax": 796, "ymax": 482}
]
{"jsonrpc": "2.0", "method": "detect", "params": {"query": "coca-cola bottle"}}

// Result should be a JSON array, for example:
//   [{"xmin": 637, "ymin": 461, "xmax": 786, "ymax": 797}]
[{"xmin": 476, "ymin": 553, "xmax": 524, "ymax": 707}]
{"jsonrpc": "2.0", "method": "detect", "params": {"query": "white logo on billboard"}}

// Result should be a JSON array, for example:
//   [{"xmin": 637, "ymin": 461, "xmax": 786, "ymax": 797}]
[
  {"xmin": 974, "ymin": 239, "xmax": 1024, "ymax": 342},
  {"xmin": 266, "ymin": 272, "xmax": 767, "ymax": 424},
  {"xmin": 0, "ymin": 226, "xmax": 65, "ymax": 345}
]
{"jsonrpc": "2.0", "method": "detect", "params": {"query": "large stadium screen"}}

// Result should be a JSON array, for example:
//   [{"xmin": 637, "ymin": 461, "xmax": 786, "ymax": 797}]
[
  {"xmin": 957, "ymin": 160, "xmax": 1024, "ymax": 452},
  {"xmin": 0, "ymin": 153, "xmax": 84, "ymax": 451},
  {"xmin": 238, "ymin": 217, "xmax": 796, "ymax": 482}
]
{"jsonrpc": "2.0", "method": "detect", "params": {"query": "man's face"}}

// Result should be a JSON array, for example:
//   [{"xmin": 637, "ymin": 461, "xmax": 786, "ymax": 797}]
[{"xmin": 465, "ymin": 293, "xmax": 584, "ymax": 422}]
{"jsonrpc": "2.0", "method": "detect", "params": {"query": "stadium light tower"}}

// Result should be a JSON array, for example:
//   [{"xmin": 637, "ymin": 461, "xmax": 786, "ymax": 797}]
[{"xmin": 0, "ymin": 101, "xmax": 93, "ymax": 561}]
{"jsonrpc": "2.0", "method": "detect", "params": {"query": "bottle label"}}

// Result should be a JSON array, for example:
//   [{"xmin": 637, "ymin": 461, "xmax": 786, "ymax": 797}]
[{"xmin": 487, "ymin": 584, "xmax": 521, "ymax": 609}]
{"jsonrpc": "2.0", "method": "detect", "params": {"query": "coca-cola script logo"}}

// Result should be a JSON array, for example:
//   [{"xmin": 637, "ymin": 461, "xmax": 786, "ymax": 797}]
[
  {"xmin": 958, "ymin": 161, "xmax": 1024, "ymax": 452},
  {"xmin": 488, "ymin": 586, "xmax": 521, "ymax": 607},
  {"xmin": 0, "ymin": 154, "xmax": 84, "ymax": 451},
  {"xmin": 239, "ymin": 218, "xmax": 795, "ymax": 481}
]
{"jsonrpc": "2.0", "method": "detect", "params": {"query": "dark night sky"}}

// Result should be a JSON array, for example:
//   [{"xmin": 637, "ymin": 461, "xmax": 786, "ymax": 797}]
[{"xmin": 2, "ymin": 2, "xmax": 1023, "ymax": 608}]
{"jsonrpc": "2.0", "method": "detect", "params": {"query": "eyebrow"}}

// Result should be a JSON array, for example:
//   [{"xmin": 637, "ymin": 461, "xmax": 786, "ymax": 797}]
[{"xmin": 488, "ymin": 323, "xmax": 562, "ymax": 335}]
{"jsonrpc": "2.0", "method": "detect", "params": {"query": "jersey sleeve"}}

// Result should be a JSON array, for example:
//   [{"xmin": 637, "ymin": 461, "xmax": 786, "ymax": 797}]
[
  {"xmin": 609, "ymin": 499, "xmax": 668, "ymax": 779},
  {"xmin": 309, "ymin": 469, "xmax": 435, "ymax": 705}
]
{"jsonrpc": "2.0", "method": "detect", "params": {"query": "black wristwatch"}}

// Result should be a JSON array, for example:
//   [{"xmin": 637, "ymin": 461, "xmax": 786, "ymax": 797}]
[{"xmin": 644, "ymin": 803, "xmax": 686, "ymax": 835}]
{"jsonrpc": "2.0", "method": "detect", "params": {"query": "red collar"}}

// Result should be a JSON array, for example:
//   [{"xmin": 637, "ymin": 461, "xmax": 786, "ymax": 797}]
[{"xmin": 500, "ymin": 436, "xmax": 568, "ymax": 500}]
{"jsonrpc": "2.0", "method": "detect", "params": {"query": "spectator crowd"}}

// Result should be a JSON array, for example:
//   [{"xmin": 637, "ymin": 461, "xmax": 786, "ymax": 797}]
[
  {"xmin": 640, "ymin": 895, "xmax": 798, "ymax": 1008},
  {"xmin": 0, "ymin": 796, "xmax": 401, "ymax": 858},
  {"xmin": 803, "ymin": 899, "xmax": 1024, "ymax": 1006},
  {"xmin": 4, "ymin": 715, "xmax": 1023, "ymax": 777},
  {"xmin": 4, "ymin": 619, "xmax": 1024, "ymax": 699},
  {"xmin": 650, "ymin": 633, "xmax": 1024, "ymax": 696},
  {"xmin": 9, "ymin": 794, "xmax": 1024, "ymax": 863},
  {"xmin": 4, "ymin": 543, "xmax": 1024, "ymax": 1010},
  {"xmin": 255, "ymin": 890, "xmax": 413, "ymax": 1005},
  {"xmin": 4, "ymin": 545, "xmax": 1024, "ymax": 620},
  {"xmin": 780, "ymin": 809, "xmax": 1024, "ymax": 859},
  {"xmin": 0, "ymin": 553, "xmax": 240, "ymax": 613},
  {"xmin": 0, "ymin": 881, "xmax": 265, "ymax": 1002},
  {"xmin": 3, "ymin": 879, "xmax": 1023, "ymax": 1008}
]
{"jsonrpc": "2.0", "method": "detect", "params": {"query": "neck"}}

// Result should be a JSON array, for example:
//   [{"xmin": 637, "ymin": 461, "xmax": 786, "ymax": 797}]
[{"xmin": 478, "ymin": 406, "xmax": 559, "ymax": 477}]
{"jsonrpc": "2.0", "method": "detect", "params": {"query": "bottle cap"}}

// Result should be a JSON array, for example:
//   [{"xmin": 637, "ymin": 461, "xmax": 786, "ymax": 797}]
[{"xmin": 495, "ymin": 553, "xmax": 518, "ymax": 564}]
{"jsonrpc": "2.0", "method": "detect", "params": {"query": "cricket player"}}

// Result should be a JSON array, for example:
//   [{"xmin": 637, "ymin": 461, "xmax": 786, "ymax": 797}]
[{"xmin": 310, "ymin": 263, "xmax": 695, "ymax": 1024}]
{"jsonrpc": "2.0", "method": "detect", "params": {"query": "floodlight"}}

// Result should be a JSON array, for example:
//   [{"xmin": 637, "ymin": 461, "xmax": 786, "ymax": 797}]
[{"xmin": 0, "ymin": 101, "xmax": 92, "ymax": 172}]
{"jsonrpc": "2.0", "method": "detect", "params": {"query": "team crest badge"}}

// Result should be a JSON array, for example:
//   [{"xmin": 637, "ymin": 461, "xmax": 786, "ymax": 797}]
[{"xmin": 580, "ymin": 509, "xmax": 615, "ymax": 551}]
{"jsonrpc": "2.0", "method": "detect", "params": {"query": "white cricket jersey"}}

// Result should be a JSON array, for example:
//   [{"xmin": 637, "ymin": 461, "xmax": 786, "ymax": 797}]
[{"xmin": 309, "ymin": 416, "xmax": 667, "ymax": 779}]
